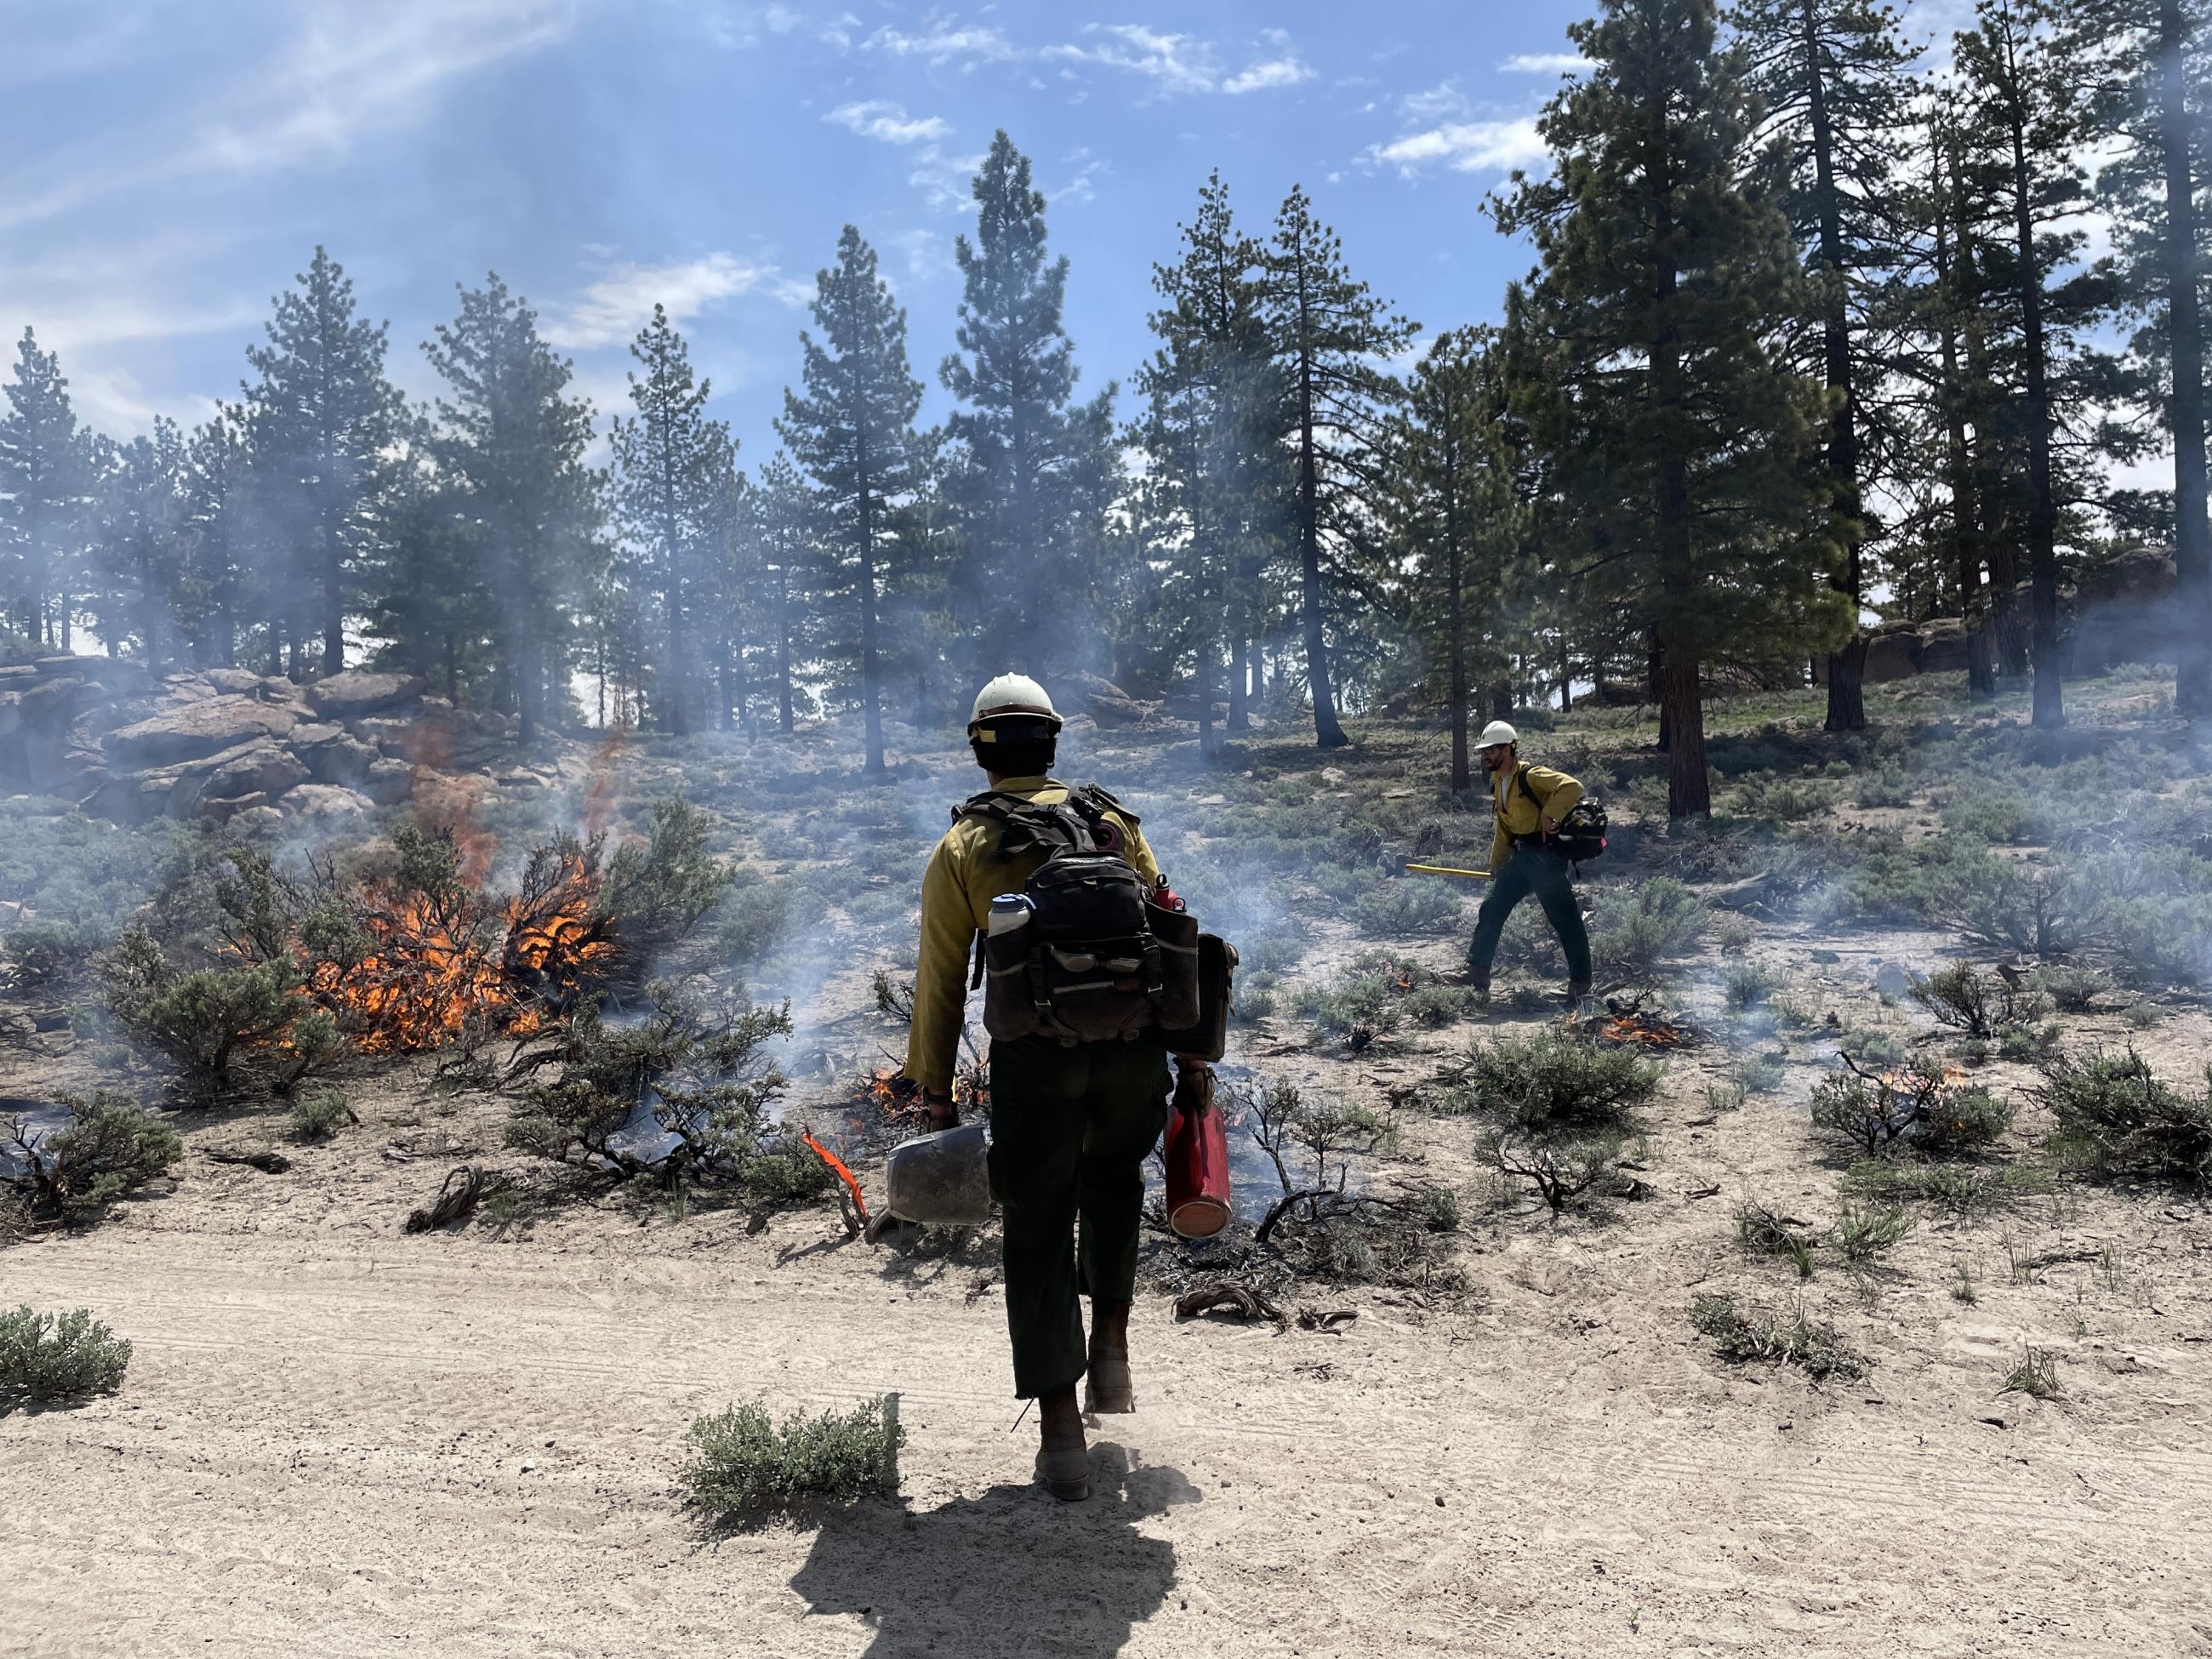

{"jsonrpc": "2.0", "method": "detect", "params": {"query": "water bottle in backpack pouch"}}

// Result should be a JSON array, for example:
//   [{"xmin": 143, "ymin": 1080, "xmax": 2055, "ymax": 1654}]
[{"xmin": 966, "ymin": 784, "xmax": 1209, "ymax": 1046}]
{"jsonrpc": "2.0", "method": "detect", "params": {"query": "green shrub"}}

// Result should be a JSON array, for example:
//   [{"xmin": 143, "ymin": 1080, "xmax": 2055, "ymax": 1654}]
[
  {"xmin": 1352, "ymin": 875, "xmax": 1465, "ymax": 937},
  {"xmin": 286, "ymin": 1087, "xmax": 355, "ymax": 1143},
  {"xmin": 2033, "ymin": 965, "xmax": 2112, "ymax": 1013},
  {"xmin": 1831, "ymin": 1200, "xmax": 1913, "ymax": 1265},
  {"xmin": 4, "ymin": 921, "xmax": 88, "ymax": 990},
  {"xmin": 0, "ymin": 1306, "xmax": 132, "ymax": 1405},
  {"xmin": 1908, "ymin": 963, "xmax": 2048, "ymax": 1039},
  {"xmin": 1288, "ymin": 972, "xmax": 1403, "ymax": 1046},
  {"xmin": 506, "ymin": 982, "xmax": 795, "ymax": 1188},
  {"xmin": 1690, "ymin": 1294, "xmax": 1865, "ymax": 1381},
  {"xmin": 1855, "ymin": 769, "xmax": 1916, "ymax": 809},
  {"xmin": 1435, "ymin": 1030, "xmax": 1662, "ymax": 1132},
  {"xmin": 1723, "ymin": 963, "xmax": 1781, "ymax": 1009},
  {"xmin": 1478, "ymin": 1126, "xmax": 1632, "ymax": 1214},
  {"xmin": 1593, "ymin": 878, "xmax": 1707, "ymax": 975},
  {"xmin": 3, "ymin": 1091, "xmax": 182, "ymax": 1223},
  {"xmin": 1809, "ymin": 1061, "xmax": 2010, "ymax": 1157},
  {"xmin": 2035, "ymin": 1048, "xmax": 2212, "ymax": 1186},
  {"xmin": 1734, "ymin": 775, "xmax": 1837, "ymax": 823},
  {"xmin": 1941, "ymin": 784, "xmax": 2034, "ymax": 845},
  {"xmin": 1736, "ymin": 1200, "xmax": 1815, "ymax": 1277},
  {"xmin": 98, "ymin": 926, "xmax": 342, "ymax": 1099},
  {"xmin": 601, "ymin": 795, "xmax": 738, "ymax": 964},
  {"xmin": 1840, "ymin": 1157, "xmax": 2052, "ymax": 1213},
  {"xmin": 707, "ymin": 875, "xmax": 795, "ymax": 967},
  {"xmin": 2002, "ymin": 1346, "xmax": 2062, "ymax": 1400},
  {"xmin": 679, "ymin": 1395, "xmax": 903, "ymax": 1519}
]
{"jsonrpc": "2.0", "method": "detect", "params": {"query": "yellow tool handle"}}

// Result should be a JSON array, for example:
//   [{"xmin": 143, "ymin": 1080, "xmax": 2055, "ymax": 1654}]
[{"xmin": 1404, "ymin": 862, "xmax": 1491, "ymax": 881}]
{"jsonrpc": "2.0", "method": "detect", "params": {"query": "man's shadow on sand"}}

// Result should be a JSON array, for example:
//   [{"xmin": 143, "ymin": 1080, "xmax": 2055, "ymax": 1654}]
[{"xmin": 790, "ymin": 1442, "xmax": 1199, "ymax": 1658}]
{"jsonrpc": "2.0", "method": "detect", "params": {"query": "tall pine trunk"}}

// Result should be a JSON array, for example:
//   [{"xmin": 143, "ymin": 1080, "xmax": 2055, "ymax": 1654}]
[
  {"xmin": 776, "ymin": 565, "xmax": 795, "ymax": 735},
  {"xmin": 857, "ymin": 428, "xmax": 887, "ymax": 777},
  {"xmin": 1805, "ymin": 5, "xmax": 1867, "ymax": 733},
  {"xmin": 1292, "ymin": 265, "xmax": 1348, "ymax": 749},
  {"xmin": 1650, "ymin": 93, "xmax": 1708, "ymax": 816},
  {"xmin": 1934, "ymin": 140, "xmax": 1998, "ymax": 700},
  {"xmin": 1446, "ymin": 462, "xmax": 1470, "ymax": 795},
  {"xmin": 2160, "ymin": 0, "xmax": 2212, "ymax": 715},
  {"xmin": 2002, "ymin": 43, "xmax": 2064, "ymax": 730}
]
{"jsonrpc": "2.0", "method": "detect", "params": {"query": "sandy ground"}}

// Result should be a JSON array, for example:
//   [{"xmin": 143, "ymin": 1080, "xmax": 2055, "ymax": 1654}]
[
  {"xmin": 8, "ymin": 690, "xmax": 2212, "ymax": 1656},
  {"xmin": 8, "ymin": 987, "xmax": 2211, "ymax": 1659}
]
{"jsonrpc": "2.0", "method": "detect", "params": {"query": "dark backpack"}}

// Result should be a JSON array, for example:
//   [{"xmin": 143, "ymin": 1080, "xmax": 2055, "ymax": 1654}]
[
  {"xmin": 962, "ymin": 784, "xmax": 1204, "ymax": 1046},
  {"xmin": 1514, "ymin": 764, "xmax": 1609, "ymax": 864}
]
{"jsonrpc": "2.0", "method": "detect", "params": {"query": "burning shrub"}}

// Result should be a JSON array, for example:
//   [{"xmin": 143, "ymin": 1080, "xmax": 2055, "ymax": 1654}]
[
  {"xmin": 2035, "ymin": 1048, "xmax": 2212, "ymax": 1187},
  {"xmin": 680, "ymin": 1394, "xmax": 902, "ymax": 1520},
  {"xmin": 4, "ymin": 1090, "xmax": 182, "ymax": 1224},
  {"xmin": 1432, "ymin": 1029, "xmax": 1662, "ymax": 1133},
  {"xmin": 1809, "ymin": 1058, "xmax": 2010, "ymax": 1158},
  {"xmin": 98, "ymin": 927, "xmax": 341, "ymax": 1100},
  {"xmin": 505, "ymin": 980, "xmax": 801, "ymax": 1194},
  {"xmin": 0, "ymin": 1306, "xmax": 132, "ymax": 1407},
  {"xmin": 600, "ymin": 794, "xmax": 736, "ymax": 969},
  {"xmin": 1690, "ymin": 1293, "xmax": 1866, "ymax": 1381},
  {"xmin": 1592, "ymin": 878, "xmax": 1707, "ymax": 976}
]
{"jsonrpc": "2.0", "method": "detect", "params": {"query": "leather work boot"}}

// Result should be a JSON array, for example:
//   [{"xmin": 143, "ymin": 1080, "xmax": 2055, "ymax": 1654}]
[
  {"xmin": 1035, "ymin": 1383, "xmax": 1092, "ymax": 1502},
  {"xmin": 1085, "ymin": 1299, "xmax": 1136, "ymax": 1414}
]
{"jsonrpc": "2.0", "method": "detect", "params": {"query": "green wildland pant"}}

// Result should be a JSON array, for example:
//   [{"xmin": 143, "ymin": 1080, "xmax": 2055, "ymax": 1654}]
[{"xmin": 987, "ymin": 1034, "xmax": 1171, "ymax": 1398}]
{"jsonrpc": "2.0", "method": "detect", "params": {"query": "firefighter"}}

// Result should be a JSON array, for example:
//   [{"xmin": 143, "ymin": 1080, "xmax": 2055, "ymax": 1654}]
[
  {"xmin": 1464, "ymin": 720, "xmax": 1593, "ymax": 1005},
  {"xmin": 901, "ymin": 673, "xmax": 1197, "ymax": 1502}
]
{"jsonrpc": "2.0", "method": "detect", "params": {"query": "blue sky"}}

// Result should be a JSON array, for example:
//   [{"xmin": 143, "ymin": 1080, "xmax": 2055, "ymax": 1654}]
[{"xmin": 0, "ymin": 0, "xmax": 1619, "ymax": 460}]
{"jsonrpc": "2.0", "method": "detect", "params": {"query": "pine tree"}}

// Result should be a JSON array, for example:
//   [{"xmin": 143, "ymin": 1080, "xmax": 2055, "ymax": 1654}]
[
  {"xmin": 240, "ymin": 248, "xmax": 404, "ymax": 676},
  {"xmin": 87, "ymin": 421, "xmax": 188, "ymax": 666},
  {"xmin": 1137, "ymin": 171, "xmax": 1285, "ymax": 756},
  {"xmin": 778, "ymin": 227, "xmax": 923, "ymax": 776},
  {"xmin": 609, "ymin": 305, "xmax": 734, "ymax": 738},
  {"xmin": 420, "ymin": 273, "xmax": 605, "ymax": 744},
  {"xmin": 1953, "ymin": 0, "xmax": 2118, "ymax": 730},
  {"xmin": 0, "ymin": 328, "xmax": 91, "ymax": 648},
  {"xmin": 939, "ymin": 131, "xmax": 1117, "ymax": 673},
  {"xmin": 1496, "ymin": 0, "xmax": 1846, "ymax": 818},
  {"xmin": 2061, "ymin": 0, "xmax": 2212, "ymax": 713},
  {"xmin": 1388, "ymin": 329, "xmax": 1525, "ymax": 793},
  {"xmin": 1260, "ymin": 185, "xmax": 1414, "ymax": 750},
  {"xmin": 1735, "ymin": 0, "xmax": 1917, "ymax": 731},
  {"xmin": 749, "ymin": 453, "xmax": 820, "ymax": 734},
  {"xmin": 177, "ymin": 408, "xmax": 254, "ymax": 668}
]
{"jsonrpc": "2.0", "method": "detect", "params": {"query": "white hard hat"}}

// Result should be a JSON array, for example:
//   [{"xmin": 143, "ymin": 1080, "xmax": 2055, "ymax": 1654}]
[
  {"xmin": 969, "ymin": 672, "xmax": 1061, "ymax": 733},
  {"xmin": 1476, "ymin": 720, "xmax": 1519, "ymax": 750}
]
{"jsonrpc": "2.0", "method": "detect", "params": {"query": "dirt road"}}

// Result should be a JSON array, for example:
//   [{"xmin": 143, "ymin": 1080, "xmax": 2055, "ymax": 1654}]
[{"xmin": 9, "ymin": 1077, "xmax": 2209, "ymax": 1659}]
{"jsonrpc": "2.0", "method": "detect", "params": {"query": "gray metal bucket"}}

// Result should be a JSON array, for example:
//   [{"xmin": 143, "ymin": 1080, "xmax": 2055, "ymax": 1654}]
[{"xmin": 883, "ymin": 1123, "xmax": 991, "ymax": 1225}]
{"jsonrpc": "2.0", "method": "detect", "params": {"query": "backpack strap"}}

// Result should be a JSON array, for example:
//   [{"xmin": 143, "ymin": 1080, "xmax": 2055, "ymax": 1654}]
[
  {"xmin": 954, "ymin": 787, "xmax": 1103, "ymax": 863},
  {"xmin": 1514, "ymin": 762, "xmax": 1538, "ymax": 812}
]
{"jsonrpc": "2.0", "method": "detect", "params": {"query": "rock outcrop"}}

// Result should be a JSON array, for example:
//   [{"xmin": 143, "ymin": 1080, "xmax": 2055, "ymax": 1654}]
[{"xmin": 0, "ymin": 654, "xmax": 524, "ymax": 827}]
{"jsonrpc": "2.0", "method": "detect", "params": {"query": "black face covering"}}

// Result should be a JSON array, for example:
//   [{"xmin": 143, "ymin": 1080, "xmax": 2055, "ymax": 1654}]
[
  {"xmin": 973, "ymin": 737, "xmax": 1057, "ymax": 777},
  {"xmin": 970, "ymin": 715, "xmax": 1059, "ymax": 778}
]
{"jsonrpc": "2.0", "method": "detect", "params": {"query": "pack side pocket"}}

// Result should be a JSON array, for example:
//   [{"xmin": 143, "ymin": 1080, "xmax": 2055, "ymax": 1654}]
[
  {"xmin": 981, "ymin": 930, "xmax": 1043, "ymax": 1041},
  {"xmin": 1147, "ymin": 906, "xmax": 1203, "ymax": 1030}
]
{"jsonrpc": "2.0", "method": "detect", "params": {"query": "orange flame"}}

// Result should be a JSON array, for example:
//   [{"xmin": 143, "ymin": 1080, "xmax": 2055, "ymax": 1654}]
[
  {"xmin": 802, "ymin": 1130, "xmax": 869, "ymax": 1222},
  {"xmin": 1602, "ymin": 1014, "xmax": 1685, "ymax": 1047}
]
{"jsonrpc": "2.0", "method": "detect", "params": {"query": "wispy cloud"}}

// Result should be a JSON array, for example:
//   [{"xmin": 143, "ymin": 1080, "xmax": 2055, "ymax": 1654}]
[
  {"xmin": 1499, "ymin": 52, "xmax": 1586, "ymax": 74},
  {"xmin": 1365, "ymin": 117, "xmax": 1546, "ymax": 178},
  {"xmin": 1401, "ymin": 80, "xmax": 1469, "ymax": 121},
  {"xmin": 909, "ymin": 144, "xmax": 989, "ymax": 214},
  {"xmin": 864, "ymin": 20, "xmax": 1018, "ymax": 66},
  {"xmin": 544, "ymin": 252, "xmax": 811, "ymax": 351},
  {"xmin": 0, "ymin": 0, "xmax": 579, "ymax": 232},
  {"xmin": 1047, "ymin": 24, "xmax": 1219, "ymax": 94},
  {"xmin": 824, "ymin": 100, "xmax": 951, "ymax": 145},
  {"xmin": 1223, "ymin": 54, "xmax": 1314, "ymax": 94}
]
